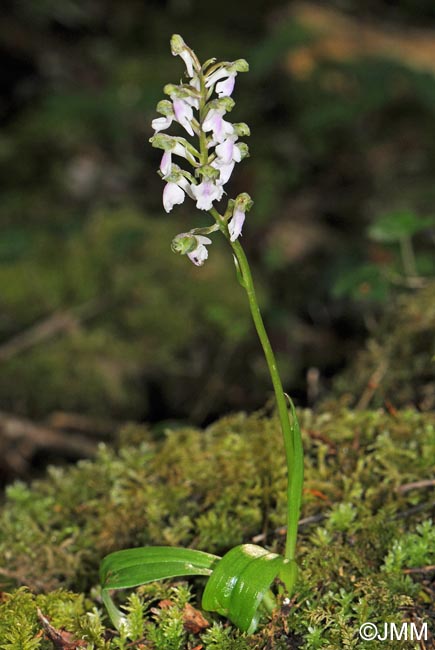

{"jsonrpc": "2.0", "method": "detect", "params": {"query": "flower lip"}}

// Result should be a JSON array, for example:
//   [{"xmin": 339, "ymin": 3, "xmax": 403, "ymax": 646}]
[
  {"xmin": 202, "ymin": 109, "xmax": 234, "ymax": 144},
  {"xmin": 172, "ymin": 232, "xmax": 212, "ymax": 266},
  {"xmin": 188, "ymin": 235, "xmax": 212, "ymax": 266},
  {"xmin": 163, "ymin": 181, "xmax": 186, "ymax": 213},
  {"xmin": 191, "ymin": 180, "xmax": 223, "ymax": 211}
]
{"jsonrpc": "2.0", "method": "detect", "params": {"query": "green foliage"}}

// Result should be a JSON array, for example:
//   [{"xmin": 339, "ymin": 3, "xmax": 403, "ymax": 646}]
[
  {"xmin": 368, "ymin": 211, "xmax": 435, "ymax": 243},
  {"xmin": 0, "ymin": 407, "xmax": 434, "ymax": 647},
  {"xmin": 383, "ymin": 520, "xmax": 435, "ymax": 574},
  {"xmin": 201, "ymin": 623, "xmax": 250, "ymax": 650}
]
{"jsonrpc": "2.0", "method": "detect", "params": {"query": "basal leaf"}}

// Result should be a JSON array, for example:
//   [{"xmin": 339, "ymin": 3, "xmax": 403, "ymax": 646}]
[
  {"xmin": 202, "ymin": 544, "xmax": 297, "ymax": 633},
  {"xmin": 100, "ymin": 546, "xmax": 219, "ymax": 630}
]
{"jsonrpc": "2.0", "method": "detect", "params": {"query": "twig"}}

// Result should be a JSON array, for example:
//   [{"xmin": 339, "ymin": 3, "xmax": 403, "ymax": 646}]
[
  {"xmin": 0, "ymin": 298, "xmax": 106, "ymax": 363},
  {"xmin": 403, "ymin": 565, "xmax": 435, "ymax": 574},
  {"xmin": 356, "ymin": 358, "xmax": 389, "ymax": 410},
  {"xmin": 0, "ymin": 411, "xmax": 98, "ymax": 477},
  {"xmin": 251, "ymin": 513, "xmax": 325, "ymax": 544},
  {"xmin": 396, "ymin": 479, "xmax": 435, "ymax": 494},
  {"xmin": 47, "ymin": 411, "xmax": 119, "ymax": 439}
]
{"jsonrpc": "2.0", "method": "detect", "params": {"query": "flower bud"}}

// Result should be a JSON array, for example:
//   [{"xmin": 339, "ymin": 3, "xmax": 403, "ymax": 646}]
[
  {"xmin": 164, "ymin": 84, "xmax": 200, "ymax": 102},
  {"xmin": 232, "ymin": 59, "xmax": 249, "ymax": 73},
  {"xmin": 171, "ymin": 232, "xmax": 197, "ymax": 255},
  {"xmin": 150, "ymin": 133, "xmax": 176, "ymax": 151},
  {"xmin": 234, "ymin": 192, "xmax": 254, "ymax": 212},
  {"xmin": 233, "ymin": 123, "xmax": 251, "ymax": 137},
  {"xmin": 170, "ymin": 34, "xmax": 186, "ymax": 55},
  {"xmin": 237, "ymin": 143, "xmax": 250, "ymax": 159},
  {"xmin": 156, "ymin": 100, "xmax": 174, "ymax": 116},
  {"xmin": 205, "ymin": 97, "xmax": 235, "ymax": 114}
]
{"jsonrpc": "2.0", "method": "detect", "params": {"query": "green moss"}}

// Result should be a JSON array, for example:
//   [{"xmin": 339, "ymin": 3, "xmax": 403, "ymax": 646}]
[{"xmin": 0, "ymin": 407, "xmax": 434, "ymax": 647}]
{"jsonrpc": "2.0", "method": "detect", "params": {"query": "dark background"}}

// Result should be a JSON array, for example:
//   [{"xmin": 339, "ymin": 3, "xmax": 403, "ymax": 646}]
[{"xmin": 1, "ymin": 0, "xmax": 434, "ymax": 448}]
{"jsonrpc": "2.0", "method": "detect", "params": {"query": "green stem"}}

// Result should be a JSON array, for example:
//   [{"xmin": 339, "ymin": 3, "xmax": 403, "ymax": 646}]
[
  {"xmin": 199, "ymin": 83, "xmax": 302, "ymax": 559},
  {"xmin": 208, "ymin": 211, "xmax": 301, "ymax": 560},
  {"xmin": 230, "ymin": 238, "xmax": 300, "ymax": 560},
  {"xmin": 198, "ymin": 74, "xmax": 209, "ymax": 166}
]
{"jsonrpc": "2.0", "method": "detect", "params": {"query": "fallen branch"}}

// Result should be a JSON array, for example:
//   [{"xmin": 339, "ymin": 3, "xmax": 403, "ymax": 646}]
[
  {"xmin": 0, "ymin": 410, "xmax": 98, "ymax": 478},
  {"xmin": 396, "ymin": 479, "xmax": 435, "ymax": 494},
  {"xmin": 0, "ymin": 298, "xmax": 106, "ymax": 363},
  {"xmin": 403, "ymin": 565, "xmax": 435, "ymax": 574}
]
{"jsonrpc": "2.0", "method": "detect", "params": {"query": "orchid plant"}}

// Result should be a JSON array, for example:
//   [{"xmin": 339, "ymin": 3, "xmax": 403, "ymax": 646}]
[{"xmin": 100, "ymin": 35, "xmax": 304, "ymax": 635}]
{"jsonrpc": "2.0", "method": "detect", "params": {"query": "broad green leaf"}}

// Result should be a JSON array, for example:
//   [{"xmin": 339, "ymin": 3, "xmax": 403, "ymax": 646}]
[
  {"xmin": 101, "ymin": 546, "xmax": 219, "ymax": 589},
  {"xmin": 101, "ymin": 546, "xmax": 219, "ymax": 630},
  {"xmin": 202, "ymin": 544, "xmax": 297, "ymax": 633},
  {"xmin": 369, "ymin": 211, "xmax": 435, "ymax": 243}
]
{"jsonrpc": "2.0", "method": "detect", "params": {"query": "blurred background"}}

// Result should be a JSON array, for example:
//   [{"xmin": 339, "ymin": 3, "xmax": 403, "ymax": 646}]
[{"xmin": 1, "ymin": 0, "xmax": 435, "ymax": 479}]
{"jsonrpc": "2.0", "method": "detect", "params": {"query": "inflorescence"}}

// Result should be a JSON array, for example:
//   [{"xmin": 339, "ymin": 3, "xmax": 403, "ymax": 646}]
[{"xmin": 150, "ymin": 34, "xmax": 253, "ymax": 266}]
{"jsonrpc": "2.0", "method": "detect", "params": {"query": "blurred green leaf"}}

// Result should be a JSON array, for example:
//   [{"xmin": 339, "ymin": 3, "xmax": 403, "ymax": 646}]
[
  {"xmin": 369, "ymin": 211, "xmax": 435, "ymax": 242},
  {"xmin": 332, "ymin": 263, "xmax": 390, "ymax": 302}
]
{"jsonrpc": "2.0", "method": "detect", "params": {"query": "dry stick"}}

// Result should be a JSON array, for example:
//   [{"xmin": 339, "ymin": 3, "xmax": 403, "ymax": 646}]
[
  {"xmin": 403, "ymin": 565, "xmax": 435, "ymax": 574},
  {"xmin": 48, "ymin": 411, "xmax": 119, "ymax": 439},
  {"xmin": 0, "ymin": 567, "xmax": 48, "ymax": 591},
  {"xmin": 0, "ymin": 411, "xmax": 98, "ymax": 475},
  {"xmin": 396, "ymin": 479, "xmax": 435, "ymax": 494},
  {"xmin": 251, "ymin": 514, "xmax": 325, "ymax": 544},
  {"xmin": 356, "ymin": 357, "xmax": 389, "ymax": 410},
  {"xmin": 252, "ymin": 494, "xmax": 435, "ymax": 544},
  {"xmin": 0, "ymin": 298, "xmax": 106, "ymax": 363}
]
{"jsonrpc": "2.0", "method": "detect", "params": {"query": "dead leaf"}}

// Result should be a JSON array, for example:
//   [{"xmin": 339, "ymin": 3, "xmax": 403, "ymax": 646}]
[
  {"xmin": 182, "ymin": 603, "xmax": 209, "ymax": 634},
  {"xmin": 157, "ymin": 599, "xmax": 174, "ymax": 609}
]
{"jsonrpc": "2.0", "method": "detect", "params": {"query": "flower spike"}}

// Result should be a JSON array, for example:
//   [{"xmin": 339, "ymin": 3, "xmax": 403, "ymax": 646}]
[{"xmin": 150, "ymin": 35, "xmax": 251, "ymax": 264}]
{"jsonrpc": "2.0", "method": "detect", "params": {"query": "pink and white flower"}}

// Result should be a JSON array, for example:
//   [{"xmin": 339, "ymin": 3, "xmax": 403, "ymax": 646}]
[
  {"xmin": 211, "ymin": 160, "xmax": 235, "ymax": 186},
  {"xmin": 191, "ymin": 180, "xmax": 223, "ymax": 210},
  {"xmin": 159, "ymin": 142, "xmax": 191, "ymax": 177},
  {"xmin": 171, "ymin": 34, "xmax": 198, "ymax": 79},
  {"xmin": 227, "ymin": 193, "xmax": 253, "ymax": 241},
  {"xmin": 163, "ymin": 172, "xmax": 196, "ymax": 212},
  {"xmin": 214, "ymin": 137, "xmax": 243, "ymax": 165},
  {"xmin": 152, "ymin": 115, "xmax": 173, "ymax": 133},
  {"xmin": 187, "ymin": 235, "xmax": 212, "ymax": 266},
  {"xmin": 206, "ymin": 68, "xmax": 237, "ymax": 98},
  {"xmin": 152, "ymin": 36, "xmax": 252, "ymax": 265},
  {"xmin": 163, "ymin": 182, "xmax": 186, "ymax": 213},
  {"xmin": 228, "ymin": 206, "xmax": 246, "ymax": 241},
  {"xmin": 173, "ymin": 98, "xmax": 194, "ymax": 136},
  {"xmin": 202, "ymin": 108, "xmax": 234, "ymax": 143}
]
